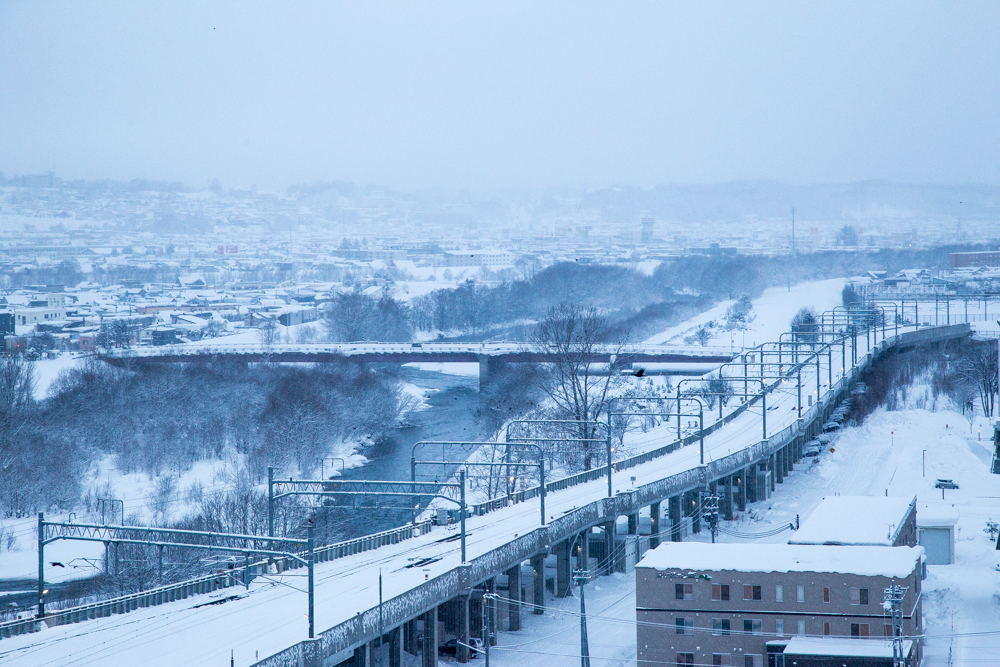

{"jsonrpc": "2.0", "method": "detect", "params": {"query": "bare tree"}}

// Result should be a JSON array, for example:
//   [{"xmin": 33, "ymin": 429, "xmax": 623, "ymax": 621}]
[
  {"xmin": 257, "ymin": 318, "xmax": 279, "ymax": 355},
  {"xmin": 0, "ymin": 355, "xmax": 37, "ymax": 516},
  {"xmin": 957, "ymin": 342, "xmax": 998, "ymax": 418},
  {"xmin": 530, "ymin": 303, "xmax": 628, "ymax": 470}
]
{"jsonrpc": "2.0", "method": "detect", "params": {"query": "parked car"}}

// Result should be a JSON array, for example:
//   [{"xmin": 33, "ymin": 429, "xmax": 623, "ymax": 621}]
[
  {"xmin": 803, "ymin": 445, "xmax": 823, "ymax": 458},
  {"xmin": 822, "ymin": 421, "xmax": 841, "ymax": 432},
  {"xmin": 439, "ymin": 637, "xmax": 483, "ymax": 658},
  {"xmin": 935, "ymin": 479, "xmax": 959, "ymax": 490}
]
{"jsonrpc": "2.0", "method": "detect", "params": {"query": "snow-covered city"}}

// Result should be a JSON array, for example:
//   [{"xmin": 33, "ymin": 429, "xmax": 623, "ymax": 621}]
[{"xmin": 2, "ymin": 3, "xmax": 999, "ymax": 667}]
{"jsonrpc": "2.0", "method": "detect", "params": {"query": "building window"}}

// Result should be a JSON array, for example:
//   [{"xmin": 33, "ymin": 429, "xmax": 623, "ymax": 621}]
[
  {"xmin": 850, "ymin": 587, "xmax": 869, "ymax": 605},
  {"xmin": 676, "ymin": 653, "xmax": 695, "ymax": 666},
  {"xmin": 775, "ymin": 619, "xmax": 784, "ymax": 636},
  {"xmin": 712, "ymin": 584, "xmax": 730, "ymax": 601},
  {"xmin": 675, "ymin": 617, "xmax": 693, "ymax": 634},
  {"xmin": 851, "ymin": 623, "xmax": 870, "ymax": 638},
  {"xmin": 743, "ymin": 619, "xmax": 762, "ymax": 635},
  {"xmin": 822, "ymin": 587, "xmax": 830, "ymax": 603},
  {"xmin": 885, "ymin": 624, "xmax": 894, "ymax": 637},
  {"xmin": 675, "ymin": 583, "xmax": 694, "ymax": 600},
  {"xmin": 712, "ymin": 654, "xmax": 732, "ymax": 666},
  {"xmin": 744, "ymin": 585, "xmax": 762, "ymax": 600},
  {"xmin": 796, "ymin": 585, "xmax": 804, "ymax": 603},
  {"xmin": 712, "ymin": 619, "xmax": 731, "ymax": 636},
  {"xmin": 775, "ymin": 585, "xmax": 783, "ymax": 602},
  {"xmin": 797, "ymin": 620, "xmax": 806, "ymax": 635},
  {"xmin": 744, "ymin": 655, "xmax": 762, "ymax": 667},
  {"xmin": 823, "ymin": 622, "xmax": 831, "ymax": 636}
]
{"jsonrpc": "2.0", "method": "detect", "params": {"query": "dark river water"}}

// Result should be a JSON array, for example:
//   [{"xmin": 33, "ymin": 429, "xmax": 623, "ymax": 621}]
[{"xmin": 323, "ymin": 365, "xmax": 484, "ymax": 539}]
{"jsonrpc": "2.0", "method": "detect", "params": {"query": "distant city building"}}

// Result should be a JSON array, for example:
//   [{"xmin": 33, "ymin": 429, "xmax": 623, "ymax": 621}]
[
  {"xmin": 641, "ymin": 215, "xmax": 655, "ymax": 244},
  {"xmin": 949, "ymin": 250, "xmax": 1000, "ymax": 268},
  {"xmin": 443, "ymin": 250, "xmax": 515, "ymax": 268}
]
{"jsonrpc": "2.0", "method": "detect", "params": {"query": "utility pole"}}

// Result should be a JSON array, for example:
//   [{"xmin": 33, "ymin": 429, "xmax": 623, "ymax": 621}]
[
  {"xmin": 883, "ymin": 582, "xmax": 908, "ymax": 667},
  {"xmin": 482, "ymin": 593, "xmax": 491, "ymax": 667},
  {"xmin": 574, "ymin": 568, "xmax": 591, "ymax": 667}
]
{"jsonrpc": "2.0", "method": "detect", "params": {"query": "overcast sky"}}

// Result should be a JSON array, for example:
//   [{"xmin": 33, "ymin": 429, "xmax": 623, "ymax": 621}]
[{"xmin": 1, "ymin": 1, "xmax": 997, "ymax": 191}]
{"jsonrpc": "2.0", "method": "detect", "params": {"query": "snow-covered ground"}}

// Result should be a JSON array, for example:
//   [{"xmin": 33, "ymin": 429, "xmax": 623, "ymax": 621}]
[
  {"xmin": 645, "ymin": 277, "xmax": 848, "ymax": 349},
  {"xmin": 489, "ymin": 403, "xmax": 1000, "ymax": 667},
  {"xmin": 32, "ymin": 353, "xmax": 86, "ymax": 400}
]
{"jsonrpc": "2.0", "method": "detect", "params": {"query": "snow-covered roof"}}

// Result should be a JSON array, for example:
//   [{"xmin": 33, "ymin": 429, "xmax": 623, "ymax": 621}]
[
  {"xmin": 788, "ymin": 495, "xmax": 915, "ymax": 546},
  {"xmin": 916, "ymin": 502, "xmax": 959, "ymax": 527},
  {"xmin": 783, "ymin": 636, "xmax": 912, "ymax": 658},
  {"xmin": 636, "ymin": 543, "xmax": 923, "ymax": 578}
]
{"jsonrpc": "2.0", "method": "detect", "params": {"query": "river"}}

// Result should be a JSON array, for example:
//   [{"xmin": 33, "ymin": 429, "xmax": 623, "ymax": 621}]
[{"xmin": 321, "ymin": 365, "xmax": 484, "ymax": 540}]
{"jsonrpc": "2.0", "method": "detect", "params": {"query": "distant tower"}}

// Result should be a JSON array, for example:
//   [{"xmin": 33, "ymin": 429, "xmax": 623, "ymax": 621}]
[{"xmin": 641, "ymin": 216, "xmax": 655, "ymax": 244}]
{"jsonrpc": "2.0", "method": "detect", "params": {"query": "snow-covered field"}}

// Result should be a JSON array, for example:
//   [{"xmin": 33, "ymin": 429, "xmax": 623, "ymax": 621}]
[{"xmin": 644, "ymin": 277, "xmax": 848, "ymax": 349}]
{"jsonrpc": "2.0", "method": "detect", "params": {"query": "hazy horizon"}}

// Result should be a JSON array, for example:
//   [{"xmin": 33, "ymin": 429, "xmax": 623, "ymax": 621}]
[{"xmin": 2, "ymin": 1, "xmax": 998, "ymax": 191}]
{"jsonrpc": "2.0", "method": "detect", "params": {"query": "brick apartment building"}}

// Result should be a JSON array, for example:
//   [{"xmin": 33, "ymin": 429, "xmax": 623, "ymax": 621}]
[{"xmin": 636, "ymin": 543, "xmax": 923, "ymax": 667}]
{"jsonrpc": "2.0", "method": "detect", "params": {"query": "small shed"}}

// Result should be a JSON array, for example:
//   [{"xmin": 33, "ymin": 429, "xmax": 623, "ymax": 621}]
[{"xmin": 917, "ymin": 502, "xmax": 959, "ymax": 565}]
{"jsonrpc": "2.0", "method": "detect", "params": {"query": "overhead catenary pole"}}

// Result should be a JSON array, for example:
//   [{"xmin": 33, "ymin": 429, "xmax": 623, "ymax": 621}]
[
  {"xmin": 308, "ymin": 522, "xmax": 315, "ymax": 639},
  {"xmin": 460, "ymin": 469, "xmax": 467, "ymax": 563},
  {"xmin": 268, "ymin": 466, "xmax": 275, "ymax": 559},
  {"xmin": 37, "ymin": 512, "xmax": 45, "ymax": 618}
]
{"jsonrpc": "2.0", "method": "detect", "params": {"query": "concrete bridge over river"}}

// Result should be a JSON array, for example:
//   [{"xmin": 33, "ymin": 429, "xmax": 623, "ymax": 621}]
[{"xmin": 99, "ymin": 341, "xmax": 737, "ymax": 386}]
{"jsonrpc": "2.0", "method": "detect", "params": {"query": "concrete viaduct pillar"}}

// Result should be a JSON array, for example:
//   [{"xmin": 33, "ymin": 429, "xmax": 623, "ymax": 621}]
[
  {"xmin": 457, "ymin": 595, "xmax": 471, "ymax": 663},
  {"xmin": 735, "ymin": 469, "xmax": 747, "ymax": 512},
  {"xmin": 627, "ymin": 513, "xmax": 638, "ymax": 535},
  {"xmin": 603, "ymin": 521, "xmax": 616, "ymax": 574},
  {"xmin": 669, "ymin": 495, "xmax": 682, "ymax": 542},
  {"xmin": 403, "ymin": 619, "xmax": 417, "ymax": 656},
  {"xmin": 369, "ymin": 627, "xmax": 403, "ymax": 667},
  {"xmin": 722, "ymin": 475, "xmax": 734, "ymax": 521},
  {"xmin": 506, "ymin": 564, "xmax": 521, "ymax": 631},
  {"xmin": 649, "ymin": 501, "xmax": 661, "ymax": 548},
  {"xmin": 530, "ymin": 554, "xmax": 546, "ymax": 615},
  {"xmin": 746, "ymin": 463, "xmax": 757, "ymax": 504},
  {"xmin": 477, "ymin": 354, "xmax": 505, "ymax": 391},
  {"xmin": 556, "ymin": 540, "xmax": 572, "ymax": 598},
  {"xmin": 687, "ymin": 491, "xmax": 701, "ymax": 534},
  {"xmin": 421, "ymin": 607, "xmax": 438, "ymax": 667}
]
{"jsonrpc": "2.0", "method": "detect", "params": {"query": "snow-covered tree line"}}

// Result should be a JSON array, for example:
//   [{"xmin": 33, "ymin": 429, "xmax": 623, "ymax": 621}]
[{"xmin": 0, "ymin": 356, "xmax": 408, "ymax": 519}]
